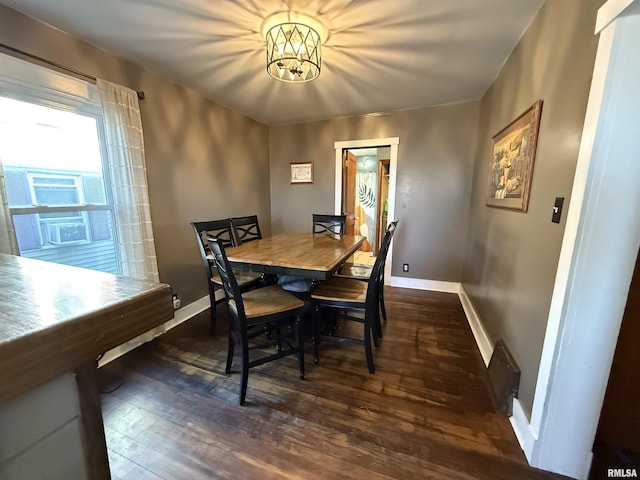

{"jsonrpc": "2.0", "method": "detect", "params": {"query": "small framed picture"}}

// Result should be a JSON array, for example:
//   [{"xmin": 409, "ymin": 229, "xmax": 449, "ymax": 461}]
[{"xmin": 290, "ymin": 162, "xmax": 314, "ymax": 184}]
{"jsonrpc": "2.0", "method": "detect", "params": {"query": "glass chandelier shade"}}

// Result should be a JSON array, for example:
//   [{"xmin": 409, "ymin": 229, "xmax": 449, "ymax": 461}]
[{"xmin": 266, "ymin": 22, "xmax": 321, "ymax": 83}]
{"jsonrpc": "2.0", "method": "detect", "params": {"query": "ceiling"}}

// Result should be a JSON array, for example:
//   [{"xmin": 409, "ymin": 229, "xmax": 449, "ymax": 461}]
[{"xmin": 0, "ymin": 0, "xmax": 545, "ymax": 125}]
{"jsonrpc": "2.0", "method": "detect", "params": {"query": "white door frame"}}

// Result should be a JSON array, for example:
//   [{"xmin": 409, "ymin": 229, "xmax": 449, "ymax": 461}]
[
  {"xmin": 524, "ymin": 1, "xmax": 640, "ymax": 478},
  {"xmin": 334, "ymin": 137, "xmax": 399, "ymax": 281}
]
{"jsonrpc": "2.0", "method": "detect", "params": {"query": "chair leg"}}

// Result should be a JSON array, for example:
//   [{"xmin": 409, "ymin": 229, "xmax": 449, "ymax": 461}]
[
  {"xmin": 295, "ymin": 315, "xmax": 305, "ymax": 379},
  {"xmin": 312, "ymin": 305, "xmax": 321, "ymax": 365},
  {"xmin": 239, "ymin": 338, "xmax": 249, "ymax": 405},
  {"xmin": 373, "ymin": 302, "xmax": 383, "ymax": 341},
  {"xmin": 209, "ymin": 293, "xmax": 217, "ymax": 336},
  {"xmin": 225, "ymin": 334, "xmax": 234, "ymax": 374},
  {"xmin": 372, "ymin": 322, "xmax": 380, "ymax": 348},
  {"xmin": 364, "ymin": 322, "xmax": 375, "ymax": 374},
  {"xmin": 380, "ymin": 285, "xmax": 388, "ymax": 325},
  {"xmin": 275, "ymin": 322, "xmax": 282, "ymax": 352}
]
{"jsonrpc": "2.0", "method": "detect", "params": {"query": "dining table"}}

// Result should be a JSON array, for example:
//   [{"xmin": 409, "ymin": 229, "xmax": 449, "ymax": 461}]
[{"xmin": 225, "ymin": 232, "xmax": 364, "ymax": 281}]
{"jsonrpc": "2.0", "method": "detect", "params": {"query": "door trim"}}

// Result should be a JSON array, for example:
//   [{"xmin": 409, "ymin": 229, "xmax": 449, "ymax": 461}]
[{"xmin": 334, "ymin": 137, "xmax": 399, "ymax": 281}]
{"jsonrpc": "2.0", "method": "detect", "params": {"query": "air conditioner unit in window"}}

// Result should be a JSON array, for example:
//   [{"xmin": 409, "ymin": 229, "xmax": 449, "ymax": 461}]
[{"xmin": 47, "ymin": 223, "xmax": 87, "ymax": 244}]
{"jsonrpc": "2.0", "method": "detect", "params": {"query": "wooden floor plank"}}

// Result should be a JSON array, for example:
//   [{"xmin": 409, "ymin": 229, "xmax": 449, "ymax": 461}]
[{"xmin": 100, "ymin": 287, "xmax": 568, "ymax": 480}]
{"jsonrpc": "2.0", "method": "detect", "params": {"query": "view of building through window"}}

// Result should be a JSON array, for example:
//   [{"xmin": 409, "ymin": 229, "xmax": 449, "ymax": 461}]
[{"xmin": 0, "ymin": 96, "xmax": 119, "ymax": 274}]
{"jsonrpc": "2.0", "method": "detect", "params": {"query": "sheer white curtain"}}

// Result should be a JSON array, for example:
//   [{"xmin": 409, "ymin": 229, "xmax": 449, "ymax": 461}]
[
  {"xmin": 97, "ymin": 79, "xmax": 159, "ymax": 282},
  {"xmin": 0, "ymin": 160, "xmax": 18, "ymax": 255},
  {"xmin": 97, "ymin": 79, "xmax": 165, "ymax": 364}
]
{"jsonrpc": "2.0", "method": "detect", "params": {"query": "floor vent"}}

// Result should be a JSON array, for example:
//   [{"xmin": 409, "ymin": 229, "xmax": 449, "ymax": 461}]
[{"xmin": 487, "ymin": 339, "xmax": 520, "ymax": 416}]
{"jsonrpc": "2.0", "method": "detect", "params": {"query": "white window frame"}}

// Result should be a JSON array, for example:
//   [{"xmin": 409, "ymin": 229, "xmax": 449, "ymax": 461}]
[
  {"xmin": 0, "ymin": 53, "xmax": 120, "ymax": 271},
  {"xmin": 28, "ymin": 173, "xmax": 85, "ymax": 205}
]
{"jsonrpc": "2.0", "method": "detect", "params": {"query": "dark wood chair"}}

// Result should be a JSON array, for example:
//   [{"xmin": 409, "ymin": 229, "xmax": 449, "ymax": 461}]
[
  {"xmin": 230, "ymin": 215, "xmax": 262, "ymax": 244},
  {"xmin": 310, "ymin": 226, "xmax": 395, "ymax": 373},
  {"xmin": 335, "ymin": 219, "xmax": 398, "ymax": 336},
  {"xmin": 312, "ymin": 213, "xmax": 347, "ymax": 235},
  {"xmin": 207, "ymin": 237, "xmax": 307, "ymax": 405},
  {"xmin": 191, "ymin": 220, "xmax": 262, "ymax": 336},
  {"xmin": 230, "ymin": 214, "xmax": 279, "ymax": 287}
]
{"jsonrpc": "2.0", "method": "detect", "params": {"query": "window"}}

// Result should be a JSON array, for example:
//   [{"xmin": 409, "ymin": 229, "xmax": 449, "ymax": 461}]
[
  {"xmin": 0, "ymin": 57, "xmax": 119, "ymax": 274},
  {"xmin": 27, "ymin": 174, "xmax": 89, "ymax": 244}
]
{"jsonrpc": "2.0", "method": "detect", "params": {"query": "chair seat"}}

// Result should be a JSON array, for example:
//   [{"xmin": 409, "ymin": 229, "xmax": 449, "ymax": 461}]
[
  {"xmin": 311, "ymin": 276, "xmax": 368, "ymax": 303},
  {"xmin": 211, "ymin": 270, "xmax": 262, "ymax": 287},
  {"xmin": 335, "ymin": 262, "xmax": 373, "ymax": 280},
  {"xmin": 229, "ymin": 285, "xmax": 305, "ymax": 319}
]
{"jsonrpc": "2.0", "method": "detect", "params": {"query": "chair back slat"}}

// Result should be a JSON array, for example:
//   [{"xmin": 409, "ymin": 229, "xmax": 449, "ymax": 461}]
[
  {"xmin": 313, "ymin": 214, "xmax": 346, "ymax": 236},
  {"xmin": 191, "ymin": 219, "xmax": 234, "ymax": 278},
  {"xmin": 379, "ymin": 219, "xmax": 398, "ymax": 274},
  {"xmin": 231, "ymin": 215, "xmax": 262, "ymax": 244},
  {"xmin": 192, "ymin": 219, "xmax": 235, "ymax": 252},
  {"xmin": 207, "ymin": 237, "xmax": 246, "ymax": 323},
  {"xmin": 365, "ymin": 227, "xmax": 393, "ymax": 310}
]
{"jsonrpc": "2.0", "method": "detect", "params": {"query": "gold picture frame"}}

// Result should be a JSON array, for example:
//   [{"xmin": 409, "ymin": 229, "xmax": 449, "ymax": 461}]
[
  {"xmin": 290, "ymin": 162, "xmax": 313, "ymax": 184},
  {"xmin": 486, "ymin": 100, "xmax": 543, "ymax": 212}
]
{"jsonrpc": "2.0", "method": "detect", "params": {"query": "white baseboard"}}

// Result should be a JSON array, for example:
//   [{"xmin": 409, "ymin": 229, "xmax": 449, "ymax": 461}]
[
  {"xmin": 457, "ymin": 285, "xmax": 494, "ymax": 366},
  {"xmin": 389, "ymin": 275, "xmax": 460, "ymax": 293},
  {"xmin": 510, "ymin": 398, "xmax": 537, "ymax": 462},
  {"xmin": 98, "ymin": 295, "xmax": 210, "ymax": 367}
]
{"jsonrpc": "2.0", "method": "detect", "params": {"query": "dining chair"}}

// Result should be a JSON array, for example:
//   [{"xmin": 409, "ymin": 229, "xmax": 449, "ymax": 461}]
[
  {"xmin": 335, "ymin": 219, "xmax": 399, "ymax": 335},
  {"xmin": 230, "ymin": 215, "xmax": 262, "ymax": 244},
  {"xmin": 310, "ymin": 226, "xmax": 395, "ymax": 373},
  {"xmin": 191, "ymin": 220, "xmax": 262, "ymax": 336},
  {"xmin": 312, "ymin": 213, "xmax": 347, "ymax": 236},
  {"xmin": 207, "ymin": 237, "xmax": 307, "ymax": 405}
]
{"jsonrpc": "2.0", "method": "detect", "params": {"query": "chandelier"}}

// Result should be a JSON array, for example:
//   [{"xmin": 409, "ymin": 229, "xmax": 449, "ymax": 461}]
[{"xmin": 265, "ymin": 22, "xmax": 321, "ymax": 83}]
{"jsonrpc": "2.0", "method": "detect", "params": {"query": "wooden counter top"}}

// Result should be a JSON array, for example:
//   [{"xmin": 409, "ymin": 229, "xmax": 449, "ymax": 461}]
[{"xmin": 0, "ymin": 254, "xmax": 173, "ymax": 404}]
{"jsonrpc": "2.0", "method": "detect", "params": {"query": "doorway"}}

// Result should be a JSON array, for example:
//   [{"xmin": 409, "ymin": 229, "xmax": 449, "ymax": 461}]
[
  {"xmin": 334, "ymin": 137, "xmax": 398, "ymax": 279},
  {"xmin": 341, "ymin": 147, "xmax": 390, "ymax": 263}
]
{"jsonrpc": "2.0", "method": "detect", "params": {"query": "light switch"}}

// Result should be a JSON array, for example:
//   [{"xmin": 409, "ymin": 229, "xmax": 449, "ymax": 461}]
[{"xmin": 552, "ymin": 197, "xmax": 564, "ymax": 224}]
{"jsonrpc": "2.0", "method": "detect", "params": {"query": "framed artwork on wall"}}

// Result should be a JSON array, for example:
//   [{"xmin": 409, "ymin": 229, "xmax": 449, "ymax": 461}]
[
  {"xmin": 486, "ymin": 99, "xmax": 543, "ymax": 212},
  {"xmin": 290, "ymin": 162, "xmax": 313, "ymax": 184}
]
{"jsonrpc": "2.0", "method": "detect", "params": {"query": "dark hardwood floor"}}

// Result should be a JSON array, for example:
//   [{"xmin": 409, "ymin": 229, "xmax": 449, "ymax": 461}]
[{"xmin": 100, "ymin": 287, "xmax": 568, "ymax": 480}]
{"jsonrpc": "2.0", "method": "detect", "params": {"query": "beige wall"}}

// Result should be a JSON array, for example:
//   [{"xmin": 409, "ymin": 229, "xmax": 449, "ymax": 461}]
[
  {"xmin": 0, "ymin": 5, "xmax": 271, "ymax": 306},
  {"xmin": 269, "ymin": 103, "xmax": 480, "ymax": 281},
  {"xmin": 462, "ymin": 0, "xmax": 603, "ymax": 417}
]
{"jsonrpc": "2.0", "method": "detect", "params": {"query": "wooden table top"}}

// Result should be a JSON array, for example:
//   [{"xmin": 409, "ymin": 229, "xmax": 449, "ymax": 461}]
[
  {"xmin": 0, "ymin": 254, "xmax": 173, "ymax": 403},
  {"xmin": 226, "ymin": 232, "xmax": 364, "ymax": 280}
]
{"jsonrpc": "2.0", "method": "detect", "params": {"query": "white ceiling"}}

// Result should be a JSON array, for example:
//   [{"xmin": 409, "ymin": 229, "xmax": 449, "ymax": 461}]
[{"xmin": 0, "ymin": 0, "xmax": 544, "ymax": 125}]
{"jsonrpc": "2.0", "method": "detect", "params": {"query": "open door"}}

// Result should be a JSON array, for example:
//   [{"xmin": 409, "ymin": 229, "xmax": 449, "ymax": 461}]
[
  {"xmin": 596, "ymin": 247, "xmax": 640, "ymax": 451},
  {"xmin": 342, "ymin": 150, "xmax": 357, "ymax": 236},
  {"xmin": 376, "ymin": 159, "xmax": 390, "ymax": 254},
  {"xmin": 342, "ymin": 148, "xmax": 379, "ymax": 254}
]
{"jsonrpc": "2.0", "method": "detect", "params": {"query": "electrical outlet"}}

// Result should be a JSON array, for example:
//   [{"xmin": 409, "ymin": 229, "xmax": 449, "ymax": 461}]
[
  {"xmin": 403, "ymin": 263, "xmax": 409, "ymax": 272},
  {"xmin": 172, "ymin": 294, "xmax": 181, "ymax": 310}
]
